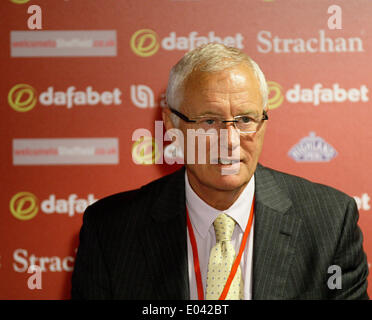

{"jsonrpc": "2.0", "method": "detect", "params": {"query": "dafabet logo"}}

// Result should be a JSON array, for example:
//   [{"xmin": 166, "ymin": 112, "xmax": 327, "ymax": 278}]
[
  {"xmin": 8, "ymin": 84, "xmax": 122, "ymax": 111},
  {"xmin": 8, "ymin": 84, "xmax": 37, "ymax": 112},
  {"xmin": 10, "ymin": 192, "xmax": 97, "ymax": 220},
  {"xmin": 130, "ymin": 29, "xmax": 244, "ymax": 57},
  {"xmin": 132, "ymin": 136, "xmax": 161, "ymax": 165},
  {"xmin": 10, "ymin": 192, "xmax": 38, "ymax": 220},
  {"xmin": 267, "ymin": 81, "xmax": 284, "ymax": 110},
  {"xmin": 266, "ymin": 81, "xmax": 369, "ymax": 108},
  {"xmin": 130, "ymin": 29, "xmax": 160, "ymax": 57},
  {"xmin": 10, "ymin": 0, "xmax": 30, "ymax": 3}
]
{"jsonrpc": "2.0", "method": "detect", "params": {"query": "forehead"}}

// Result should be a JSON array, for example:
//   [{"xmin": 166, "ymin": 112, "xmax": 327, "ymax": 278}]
[{"xmin": 182, "ymin": 64, "xmax": 262, "ymax": 113}]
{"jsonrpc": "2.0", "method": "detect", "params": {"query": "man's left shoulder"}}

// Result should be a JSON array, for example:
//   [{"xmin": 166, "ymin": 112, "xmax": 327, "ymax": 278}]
[
  {"xmin": 260, "ymin": 164, "xmax": 354, "ymax": 202},
  {"xmin": 257, "ymin": 164, "xmax": 357, "ymax": 222}
]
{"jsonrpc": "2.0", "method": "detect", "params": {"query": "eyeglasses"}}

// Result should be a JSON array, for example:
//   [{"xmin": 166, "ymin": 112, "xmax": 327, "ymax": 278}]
[{"xmin": 169, "ymin": 107, "xmax": 269, "ymax": 134}]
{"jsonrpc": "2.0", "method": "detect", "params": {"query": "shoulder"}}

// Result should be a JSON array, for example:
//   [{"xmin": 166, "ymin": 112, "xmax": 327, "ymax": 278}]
[
  {"xmin": 259, "ymin": 164, "xmax": 353, "ymax": 205},
  {"xmin": 82, "ymin": 167, "xmax": 185, "ymax": 226},
  {"xmin": 257, "ymin": 164, "xmax": 357, "ymax": 229}
]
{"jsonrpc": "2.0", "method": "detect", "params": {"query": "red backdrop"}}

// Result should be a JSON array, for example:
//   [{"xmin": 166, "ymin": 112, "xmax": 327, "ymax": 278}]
[{"xmin": 1, "ymin": 0, "xmax": 371, "ymax": 299}]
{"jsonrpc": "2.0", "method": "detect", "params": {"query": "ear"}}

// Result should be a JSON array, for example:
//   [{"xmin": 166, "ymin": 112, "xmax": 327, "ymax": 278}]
[{"xmin": 162, "ymin": 107, "xmax": 175, "ymax": 132}]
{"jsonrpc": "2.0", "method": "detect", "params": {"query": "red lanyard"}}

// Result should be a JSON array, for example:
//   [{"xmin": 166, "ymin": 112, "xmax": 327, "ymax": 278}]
[{"xmin": 186, "ymin": 196, "xmax": 255, "ymax": 300}]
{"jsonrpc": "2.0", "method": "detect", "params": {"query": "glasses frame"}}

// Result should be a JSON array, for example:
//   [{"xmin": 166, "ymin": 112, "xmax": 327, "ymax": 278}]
[{"xmin": 168, "ymin": 107, "xmax": 269, "ymax": 134}]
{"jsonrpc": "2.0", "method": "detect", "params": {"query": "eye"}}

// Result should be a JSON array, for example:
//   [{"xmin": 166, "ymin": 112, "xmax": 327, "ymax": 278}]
[
  {"xmin": 203, "ymin": 119, "xmax": 216, "ymax": 125},
  {"xmin": 240, "ymin": 116, "xmax": 252, "ymax": 123}
]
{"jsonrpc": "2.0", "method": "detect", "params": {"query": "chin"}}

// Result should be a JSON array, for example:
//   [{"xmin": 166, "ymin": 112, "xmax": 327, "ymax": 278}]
[
  {"xmin": 187, "ymin": 163, "xmax": 253, "ymax": 192},
  {"xmin": 213, "ymin": 173, "xmax": 248, "ymax": 191},
  {"xmin": 206, "ymin": 165, "xmax": 251, "ymax": 191}
]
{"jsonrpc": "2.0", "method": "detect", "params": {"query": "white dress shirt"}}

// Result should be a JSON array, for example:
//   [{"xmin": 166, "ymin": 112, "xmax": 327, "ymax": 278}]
[{"xmin": 185, "ymin": 171, "xmax": 255, "ymax": 300}]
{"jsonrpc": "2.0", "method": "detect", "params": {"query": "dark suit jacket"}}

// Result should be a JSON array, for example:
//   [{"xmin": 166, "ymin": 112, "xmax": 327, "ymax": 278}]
[{"xmin": 71, "ymin": 164, "xmax": 369, "ymax": 299}]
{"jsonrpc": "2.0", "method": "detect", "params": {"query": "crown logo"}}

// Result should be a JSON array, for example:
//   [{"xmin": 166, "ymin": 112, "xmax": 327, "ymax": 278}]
[{"xmin": 288, "ymin": 132, "xmax": 338, "ymax": 162}]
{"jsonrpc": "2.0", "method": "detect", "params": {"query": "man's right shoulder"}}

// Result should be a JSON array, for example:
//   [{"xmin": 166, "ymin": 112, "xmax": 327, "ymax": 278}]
[{"xmin": 83, "ymin": 167, "xmax": 185, "ymax": 225}]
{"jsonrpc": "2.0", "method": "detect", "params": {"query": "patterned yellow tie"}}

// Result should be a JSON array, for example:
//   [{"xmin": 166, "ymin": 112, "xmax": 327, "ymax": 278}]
[{"xmin": 205, "ymin": 213, "xmax": 243, "ymax": 300}]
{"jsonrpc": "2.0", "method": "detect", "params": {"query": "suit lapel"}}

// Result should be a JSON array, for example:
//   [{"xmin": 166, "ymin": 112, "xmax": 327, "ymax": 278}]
[
  {"xmin": 140, "ymin": 167, "xmax": 190, "ymax": 299},
  {"xmin": 252, "ymin": 165, "xmax": 302, "ymax": 299},
  {"xmin": 138, "ymin": 164, "xmax": 302, "ymax": 300}
]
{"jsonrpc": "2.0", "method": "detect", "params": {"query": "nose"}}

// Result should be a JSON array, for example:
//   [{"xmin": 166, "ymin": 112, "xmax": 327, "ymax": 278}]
[
  {"xmin": 226, "ymin": 123, "xmax": 240, "ymax": 152},
  {"xmin": 219, "ymin": 122, "xmax": 240, "ymax": 154}
]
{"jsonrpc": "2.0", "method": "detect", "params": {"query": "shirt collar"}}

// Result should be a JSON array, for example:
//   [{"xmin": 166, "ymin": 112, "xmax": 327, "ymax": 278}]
[{"xmin": 185, "ymin": 170, "xmax": 255, "ymax": 238}]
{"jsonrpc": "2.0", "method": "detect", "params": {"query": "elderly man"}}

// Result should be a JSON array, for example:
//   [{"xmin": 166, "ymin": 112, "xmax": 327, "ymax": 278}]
[{"xmin": 71, "ymin": 43, "xmax": 369, "ymax": 300}]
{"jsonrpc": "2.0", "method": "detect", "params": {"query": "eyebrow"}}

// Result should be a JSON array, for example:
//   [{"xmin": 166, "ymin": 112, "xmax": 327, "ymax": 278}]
[
  {"xmin": 193, "ymin": 110, "xmax": 260, "ymax": 118},
  {"xmin": 236, "ymin": 111, "xmax": 261, "ymax": 118},
  {"xmin": 194, "ymin": 111, "xmax": 223, "ymax": 118}
]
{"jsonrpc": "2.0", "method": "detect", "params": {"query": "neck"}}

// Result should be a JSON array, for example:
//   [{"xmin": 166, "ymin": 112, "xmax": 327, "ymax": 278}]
[{"xmin": 186, "ymin": 170, "xmax": 248, "ymax": 211}]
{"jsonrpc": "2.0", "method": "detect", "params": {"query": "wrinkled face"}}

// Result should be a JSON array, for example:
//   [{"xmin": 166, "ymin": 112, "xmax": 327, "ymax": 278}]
[{"xmin": 165, "ymin": 63, "xmax": 267, "ymax": 193}]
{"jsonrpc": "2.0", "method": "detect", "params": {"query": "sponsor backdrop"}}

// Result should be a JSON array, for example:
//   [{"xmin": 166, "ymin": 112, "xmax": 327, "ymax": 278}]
[{"xmin": 1, "ymin": 0, "xmax": 371, "ymax": 299}]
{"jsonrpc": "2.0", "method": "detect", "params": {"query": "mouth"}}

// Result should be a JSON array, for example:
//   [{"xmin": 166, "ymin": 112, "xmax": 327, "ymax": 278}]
[{"xmin": 217, "ymin": 158, "xmax": 241, "ymax": 165}]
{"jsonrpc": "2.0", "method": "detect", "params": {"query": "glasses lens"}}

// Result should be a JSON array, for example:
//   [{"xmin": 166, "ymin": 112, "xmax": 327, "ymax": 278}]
[
  {"xmin": 195, "ymin": 115, "xmax": 263, "ymax": 133},
  {"xmin": 235, "ymin": 117, "xmax": 257, "ymax": 133},
  {"xmin": 197, "ymin": 118, "xmax": 222, "ymax": 130}
]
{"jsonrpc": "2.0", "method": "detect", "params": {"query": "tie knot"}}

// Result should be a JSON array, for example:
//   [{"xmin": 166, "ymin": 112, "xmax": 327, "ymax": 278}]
[{"xmin": 213, "ymin": 213, "xmax": 236, "ymax": 242}]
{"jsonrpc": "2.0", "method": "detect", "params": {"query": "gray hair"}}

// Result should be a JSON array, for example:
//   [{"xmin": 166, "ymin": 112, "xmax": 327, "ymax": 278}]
[{"xmin": 165, "ymin": 43, "xmax": 268, "ymax": 126}]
